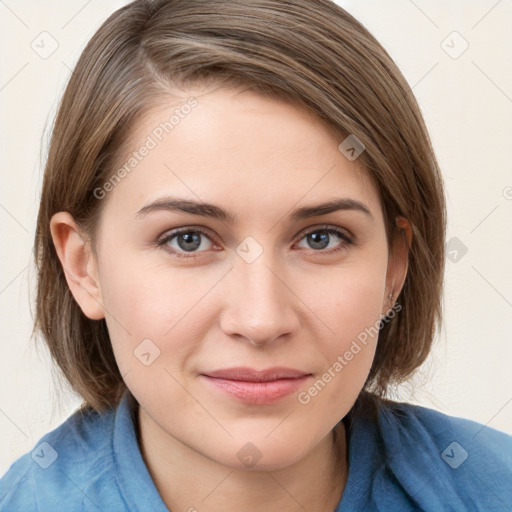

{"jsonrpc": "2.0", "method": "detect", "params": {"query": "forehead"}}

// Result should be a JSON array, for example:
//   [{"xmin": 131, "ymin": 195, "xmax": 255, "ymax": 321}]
[{"xmin": 101, "ymin": 86, "xmax": 381, "ymax": 223}]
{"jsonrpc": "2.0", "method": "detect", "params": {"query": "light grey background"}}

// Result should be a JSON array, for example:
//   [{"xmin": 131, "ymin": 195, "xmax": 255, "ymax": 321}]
[{"xmin": 1, "ymin": 0, "xmax": 511, "ymax": 475}]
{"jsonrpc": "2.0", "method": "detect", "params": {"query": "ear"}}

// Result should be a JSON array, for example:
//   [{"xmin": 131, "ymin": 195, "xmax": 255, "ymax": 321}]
[
  {"xmin": 383, "ymin": 216, "xmax": 412, "ymax": 313},
  {"xmin": 49, "ymin": 212, "xmax": 105, "ymax": 320}
]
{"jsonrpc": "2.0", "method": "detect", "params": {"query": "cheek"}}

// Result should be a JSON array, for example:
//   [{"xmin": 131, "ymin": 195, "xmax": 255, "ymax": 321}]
[
  {"xmin": 295, "ymin": 250, "xmax": 388, "ymax": 407},
  {"xmin": 305, "ymin": 248, "xmax": 388, "ymax": 346},
  {"xmin": 332, "ymin": 272, "xmax": 386, "ymax": 341},
  {"xmin": 97, "ymin": 250, "xmax": 224, "ymax": 376}
]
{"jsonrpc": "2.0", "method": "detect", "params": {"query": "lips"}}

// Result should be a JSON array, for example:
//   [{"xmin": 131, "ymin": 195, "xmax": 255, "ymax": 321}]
[
  {"xmin": 201, "ymin": 367, "xmax": 312, "ymax": 404},
  {"xmin": 204, "ymin": 366, "xmax": 310, "ymax": 382}
]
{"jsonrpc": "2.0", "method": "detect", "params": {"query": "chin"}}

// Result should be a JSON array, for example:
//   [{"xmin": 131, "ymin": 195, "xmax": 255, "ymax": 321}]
[{"xmin": 205, "ymin": 429, "xmax": 325, "ymax": 472}]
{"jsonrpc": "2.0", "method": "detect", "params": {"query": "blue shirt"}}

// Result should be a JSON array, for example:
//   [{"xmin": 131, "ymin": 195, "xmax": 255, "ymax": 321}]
[{"xmin": 1, "ymin": 390, "xmax": 511, "ymax": 511}]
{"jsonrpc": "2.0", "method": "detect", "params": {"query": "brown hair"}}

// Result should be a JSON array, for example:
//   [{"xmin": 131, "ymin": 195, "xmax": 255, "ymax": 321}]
[{"xmin": 33, "ymin": 0, "xmax": 446, "ymax": 413}]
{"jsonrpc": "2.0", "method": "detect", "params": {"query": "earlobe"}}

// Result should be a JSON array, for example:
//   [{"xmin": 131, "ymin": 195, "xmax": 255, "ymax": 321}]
[{"xmin": 49, "ymin": 212, "xmax": 105, "ymax": 320}]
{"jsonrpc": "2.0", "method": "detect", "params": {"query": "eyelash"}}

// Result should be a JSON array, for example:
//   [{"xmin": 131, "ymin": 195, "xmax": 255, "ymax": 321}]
[{"xmin": 156, "ymin": 225, "xmax": 354, "ymax": 259}]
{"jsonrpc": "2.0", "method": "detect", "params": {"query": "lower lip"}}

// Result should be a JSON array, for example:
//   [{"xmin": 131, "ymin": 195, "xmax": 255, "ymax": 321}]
[{"xmin": 201, "ymin": 375, "xmax": 311, "ymax": 404}]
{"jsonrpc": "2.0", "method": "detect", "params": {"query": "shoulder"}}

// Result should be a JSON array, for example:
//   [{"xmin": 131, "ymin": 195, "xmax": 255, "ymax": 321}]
[
  {"xmin": 375, "ymin": 398, "xmax": 512, "ymax": 510},
  {"xmin": 0, "ymin": 404, "xmax": 119, "ymax": 512}
]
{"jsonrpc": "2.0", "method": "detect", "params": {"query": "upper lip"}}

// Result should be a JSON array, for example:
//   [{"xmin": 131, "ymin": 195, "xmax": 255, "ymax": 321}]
[{"xmin": 202, "ymin": 367, "xmax": 311, "ymax": 382}]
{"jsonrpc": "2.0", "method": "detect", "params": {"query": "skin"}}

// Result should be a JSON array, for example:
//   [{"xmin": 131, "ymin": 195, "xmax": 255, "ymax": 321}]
[{"xmin": 50, "ymin": 85, "xmax": 410, "ymax": 511}]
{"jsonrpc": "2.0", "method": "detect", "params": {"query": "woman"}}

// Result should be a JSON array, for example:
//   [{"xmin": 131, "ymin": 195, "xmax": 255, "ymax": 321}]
[{"xmin": 1, "ymin": 0, "xmax": 510, "ymax": 510}]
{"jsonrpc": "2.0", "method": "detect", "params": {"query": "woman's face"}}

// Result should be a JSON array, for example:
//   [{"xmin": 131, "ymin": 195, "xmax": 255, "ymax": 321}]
[{"xmin": 65, "ymin": 86, "xmax": 404, "ymax": 470}]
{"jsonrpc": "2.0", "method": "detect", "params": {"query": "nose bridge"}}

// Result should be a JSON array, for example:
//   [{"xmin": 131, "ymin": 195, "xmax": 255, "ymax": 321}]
[
  {"xmin": 220, "ymin": 236, "xmax": 297, "ymax": 344},
  {"xmin": 239, "ymin": 251, "xmax": 281, "ymax": 301}
]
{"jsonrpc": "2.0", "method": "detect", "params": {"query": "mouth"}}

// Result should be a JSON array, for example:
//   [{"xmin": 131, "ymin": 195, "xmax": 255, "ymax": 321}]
[{"xmin": 200, "ymin": 367, "xmax": 313, "ymax": 404}]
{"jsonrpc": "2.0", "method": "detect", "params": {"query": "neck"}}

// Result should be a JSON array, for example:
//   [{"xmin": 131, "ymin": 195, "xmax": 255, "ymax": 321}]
[{"xmin": 137, "ymin": 407, "xmax": 348, "ymax": 512}]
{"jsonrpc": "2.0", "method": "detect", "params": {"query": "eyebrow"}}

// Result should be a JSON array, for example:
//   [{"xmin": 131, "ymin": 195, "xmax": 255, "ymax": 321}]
[{"xmin": 135, "ymin": 197, "xmax": 373, "ymax": 223}]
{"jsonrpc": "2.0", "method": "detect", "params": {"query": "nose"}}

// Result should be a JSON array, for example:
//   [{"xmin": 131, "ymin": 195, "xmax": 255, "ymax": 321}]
[{"xmin": 219, "ymin": 250, "xmax": 300, "ymax": 347}]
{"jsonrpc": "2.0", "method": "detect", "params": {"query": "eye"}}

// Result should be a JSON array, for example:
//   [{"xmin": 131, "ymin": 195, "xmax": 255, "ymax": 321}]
[
  {"xmin": 156, "ymin": 224, "xmax": 354, "ymax": 259},
  {"xmin": 157, "ymin": 227, "xmax": 217, "ymax": 258},
  {"xmin": 295, "ymin": 225, "xmax": 353, "ymax": 254}
]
